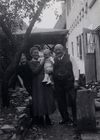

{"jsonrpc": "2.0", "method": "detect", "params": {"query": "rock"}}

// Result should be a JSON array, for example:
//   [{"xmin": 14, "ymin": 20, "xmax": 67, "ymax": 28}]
[
  {"xmin": 72, "ymin": 134, "xmax": 81, "ymax": 140},
  {"xmin": 11, "ymin": 93, "xmax": 17, "ymax": 97},
  {"xmin": 97, "ymin": 92, "xmax": 100, "ymax": 98},
  {"xmin": 14, "ymin": 115, "xmax": 18, "ymax": 121},
  {"xmin": 20, "ymin": 126, "xmax": 24, "ymax": 131},
  {"xmin": 19, "ymin": 113, "xmax": 26, "ymax": 119},
  {"xmin": 1, "ymin": 124, "xmax": 15, "ymax": 132},
  {"xmin": 37, "ymin": 136, "xmax": 44, "ymax": 140},
  {"xmin": 16, "ymin": 107, "xmax": 26, "ymax": 112},
  {"xmin": 49, "ymin": 135, "xmax": 53, "ymax": 138},
  {"xmin": 32, "ymin": 127, "xmax": 38, "ymax": 131},
  {"xmin": 0, "ymin": 134, "xmax": 10, "ymax": 140},
  {"xmin": 95, "ymin": 99, "xmax": 100, "ymax": 109},
  {"xmin": 0, "ymin": 118, "xmax": 4, "ymax": 121},
  {"xmin": 81, "ymin": 134, "xmax": 100, "ymax": 140},
  {"xmin": 11, "ymin": 134, "xmax": 16, "ymax": 140},
  {"xmin": 96, "ymin": 99, "xmax": 100, "ymax": 102},
  {"xmin": 29, "ymin": 96, "xmax": 32, "ymax": 100},
  {"xmin": 25, "ymin": 98, "xmax": 30, "ymax": 103},
  {"xmin": 8, "ymin": 113, "xmax": 12, "ymax": 117},
  {"xmin": 9, "ymin": 89, "xmax": 16, "ymax": 93},
  {"xmin": 0, "ymin": 129, "xmax": 3, "ymax": 135},
  {"xmin": 18, "ymin": 87, "xmax": 26, "ymax": 92}
]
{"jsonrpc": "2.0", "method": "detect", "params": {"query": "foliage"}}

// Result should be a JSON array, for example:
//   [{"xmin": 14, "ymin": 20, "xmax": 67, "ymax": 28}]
[
  {"xmin": 0, "ymin": 0, "xmax": 51, "ymax": 32},
  {"xmin": 0, "ymin": 0, "xmax": 54, "ymax": 107},
  {"xmin": 0, "ymin": 0, "xmax": 53, "ymax": 60},
  {"xmin": 0, "ymin": 0, "xmax": 62, "ymax": 107}
]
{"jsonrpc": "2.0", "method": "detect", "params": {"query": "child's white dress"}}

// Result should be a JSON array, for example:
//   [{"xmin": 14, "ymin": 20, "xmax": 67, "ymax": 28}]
[{"xmin": 42, "ymin": 57, "xmax": 54, "ymax": 84}]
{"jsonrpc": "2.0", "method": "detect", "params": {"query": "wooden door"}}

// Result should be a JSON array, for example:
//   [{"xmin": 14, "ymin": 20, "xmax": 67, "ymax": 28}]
[{"xmin": 83, "ymin": 28, "xmax": 97, "ymax": 83}]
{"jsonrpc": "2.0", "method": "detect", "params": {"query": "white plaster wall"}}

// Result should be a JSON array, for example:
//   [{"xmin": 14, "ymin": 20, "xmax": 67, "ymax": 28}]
[{"xmin": 66, "ymin": 0, "xmax": 100, "ymax": 74}]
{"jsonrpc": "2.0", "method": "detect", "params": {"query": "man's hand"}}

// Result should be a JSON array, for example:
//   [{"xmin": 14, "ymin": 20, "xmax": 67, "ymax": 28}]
[{"xmin": 74, "ymin": 80, "xmax": 79, "ymax": 89}]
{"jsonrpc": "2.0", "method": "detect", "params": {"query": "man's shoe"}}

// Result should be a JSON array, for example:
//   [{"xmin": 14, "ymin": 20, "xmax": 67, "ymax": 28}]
[
  {"xmin": 38, "ymin": 116, "xmax": 45, "ymax": 126},
  {"xmin": 59, "ymin": 120, "xmax": 68, "ymax": 125},
  {"xmin": 59, "ymin": 118, "xmax": 73, "ymax": 125},
  {"xmin": 73, "ymin": 121, "xmax": 77, "ymax": 127},
  {"xmin": 45, "ymin": 116, "xmax": 52, "ymax": 125}
]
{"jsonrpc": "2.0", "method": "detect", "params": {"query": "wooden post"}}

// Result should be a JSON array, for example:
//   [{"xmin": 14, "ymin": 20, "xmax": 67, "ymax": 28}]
[{"xmin": 76, "ymin": 89, "xmax": 96, "ymax": 131}]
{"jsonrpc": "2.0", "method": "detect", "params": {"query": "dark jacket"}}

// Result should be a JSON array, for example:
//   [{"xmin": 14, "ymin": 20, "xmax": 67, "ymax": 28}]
[
  {"xmin": 53, "ymin": 53, "xmax": 74, "ymax": 89},
  {"xmin": 17, "ymin": 62, "xmax": 33, "ymax": 94}
]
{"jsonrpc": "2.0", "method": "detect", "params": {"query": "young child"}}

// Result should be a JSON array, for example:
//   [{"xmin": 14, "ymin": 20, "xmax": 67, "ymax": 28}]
[{"xmin": 42, "ymin": 49, "xmax": 54, "ymax": 85}]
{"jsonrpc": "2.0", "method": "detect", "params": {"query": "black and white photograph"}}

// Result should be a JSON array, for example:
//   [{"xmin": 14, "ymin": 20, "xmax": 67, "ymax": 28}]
[{"xmin": 0, "ymin": 0, "xmax": 100, "ymax": 139}]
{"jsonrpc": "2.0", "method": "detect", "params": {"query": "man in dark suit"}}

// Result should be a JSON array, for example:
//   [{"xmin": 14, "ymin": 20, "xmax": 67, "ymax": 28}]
[{"xmin": 53, "ymin": 44, "xmax": 76, "ymax": 126}]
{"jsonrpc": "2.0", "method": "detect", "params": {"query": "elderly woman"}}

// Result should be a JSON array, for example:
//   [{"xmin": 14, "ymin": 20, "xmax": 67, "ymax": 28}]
[{"xmin": 29, "ymin": 46, "xmax": 56, "ymax": 125}]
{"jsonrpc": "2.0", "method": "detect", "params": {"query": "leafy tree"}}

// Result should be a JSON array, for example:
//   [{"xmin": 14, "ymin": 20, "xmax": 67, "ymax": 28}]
[{"xmin": 0, "ymin": 0, "xmax": 54, "ymax": 107}]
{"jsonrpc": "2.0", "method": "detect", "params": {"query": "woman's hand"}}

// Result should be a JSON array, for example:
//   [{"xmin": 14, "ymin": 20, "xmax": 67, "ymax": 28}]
[
  {"xmin": 74, "ymin": 80, "xmax": 79, "ymax": 89},
  {"xmin": 46, "ymin": 67, "xmax": 53, "ymax": 74},
  {"xmin": 40, "ymin": 57, "xmax": 44, "ymax": 65}
]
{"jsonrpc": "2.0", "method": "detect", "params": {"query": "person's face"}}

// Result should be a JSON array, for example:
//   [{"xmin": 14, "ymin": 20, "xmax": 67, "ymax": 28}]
[
  {"xmin": 44, "ymin": 51, "xmax": 50, "ymax": 59},
  {"xmin": 54, "ymin": 46, "xmax": 64, "ymax": 58},
  {"xmin": 20, "ymin": 55, "xmax": 27, "ymax": 65},
  {"xmin": 31, "ymin": 50, "xmax": 39, "ymax": 60}
]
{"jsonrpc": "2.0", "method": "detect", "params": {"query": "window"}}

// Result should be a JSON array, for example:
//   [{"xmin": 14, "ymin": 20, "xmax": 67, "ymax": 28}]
[
  {"xmin": 77, "ymin": 36, "xmax": 79, "ymax": 57},
  {"xmin": 85, "ymin": 2, "xmax": 88, "ymax": 13},
  {"xmin": 77, "ymin": 35, "xmax": 83, "ymax": 59},
  {"xmin": 67, "ymin": 0, "xmax": 71, "ymax": 15},
  {"xmin": 71, "ymin": 42, "xmax": 74, "ymax": 56},
  {"xmin": 86, "ymin": 33, "xmax": 96, "ymax": 53}
]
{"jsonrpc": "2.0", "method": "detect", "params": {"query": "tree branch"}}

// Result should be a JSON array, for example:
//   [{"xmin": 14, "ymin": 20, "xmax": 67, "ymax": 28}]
[
  {"xmin": 24, "ymin": 0, "xmax": 46, "ymax": 45},
  {"xmin": 24, "ymin": 0, "xmax": 35, "ymax": 12},
  {"xmin": 3, "ymin": 0, "xmax": 47, "ymax": 81},
  {"xmin": 0, "ymin": 16, "xmax": 16, "ymax": 47}
]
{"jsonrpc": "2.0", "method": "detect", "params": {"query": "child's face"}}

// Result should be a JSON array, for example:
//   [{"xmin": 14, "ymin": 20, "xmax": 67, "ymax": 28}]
[
  {"xmin": 31, "ymin": 50, "xmax": 39, "ymax": 60},
  {"xmin": 44, "ymin": 52, "xmax": 50, "ymax": 59},
  {"xmin": 44, "ymin": 49, "xmax": 50, "ymax": 59}
]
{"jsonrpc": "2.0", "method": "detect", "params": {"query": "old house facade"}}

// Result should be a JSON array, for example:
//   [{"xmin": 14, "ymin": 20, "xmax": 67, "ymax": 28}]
[{"xmin": 66, "ymin": 0, "xmax": 100, "ymax": 82}]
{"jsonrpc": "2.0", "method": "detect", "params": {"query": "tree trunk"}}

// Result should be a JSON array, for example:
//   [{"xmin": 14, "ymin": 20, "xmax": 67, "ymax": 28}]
[{"xmin": 1, "ymin": 0, "xmax": 46, "ymax": 107}]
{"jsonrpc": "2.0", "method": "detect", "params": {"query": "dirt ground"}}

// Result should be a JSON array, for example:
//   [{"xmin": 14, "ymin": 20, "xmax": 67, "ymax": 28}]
[
  {"xmin": 0, "ymin": 88, "xmax": 100, "ymax": 140},
  {"xmin": 26, "ymin": 111, "xmax": 75, "ymax": 140},
  {"xmin": 25, "ymin": 110, "xmax": 100, "ymax": 140},
  {"xmin": 25, "ymin": 110, "xmax": 76, "ymax": 140},
  {"xmin": 25, "ymin": 111, "xmax": 100, "ymax": 140}
]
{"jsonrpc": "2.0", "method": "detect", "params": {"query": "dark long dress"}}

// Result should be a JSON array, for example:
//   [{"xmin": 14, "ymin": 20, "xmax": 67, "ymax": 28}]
[
  {"xmin": 17, "ymin": 63, "xmax": 33, "ymax": 95},
  {"xmin": 29, "ymin": 60, "xmax": 56, "ymax": 116}
]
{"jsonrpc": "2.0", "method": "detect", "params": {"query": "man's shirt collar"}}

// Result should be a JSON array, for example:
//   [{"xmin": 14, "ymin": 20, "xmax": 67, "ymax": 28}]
[{"xmin": 58, "ymin": 53, "xmax": 64, "ymax": 60}]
